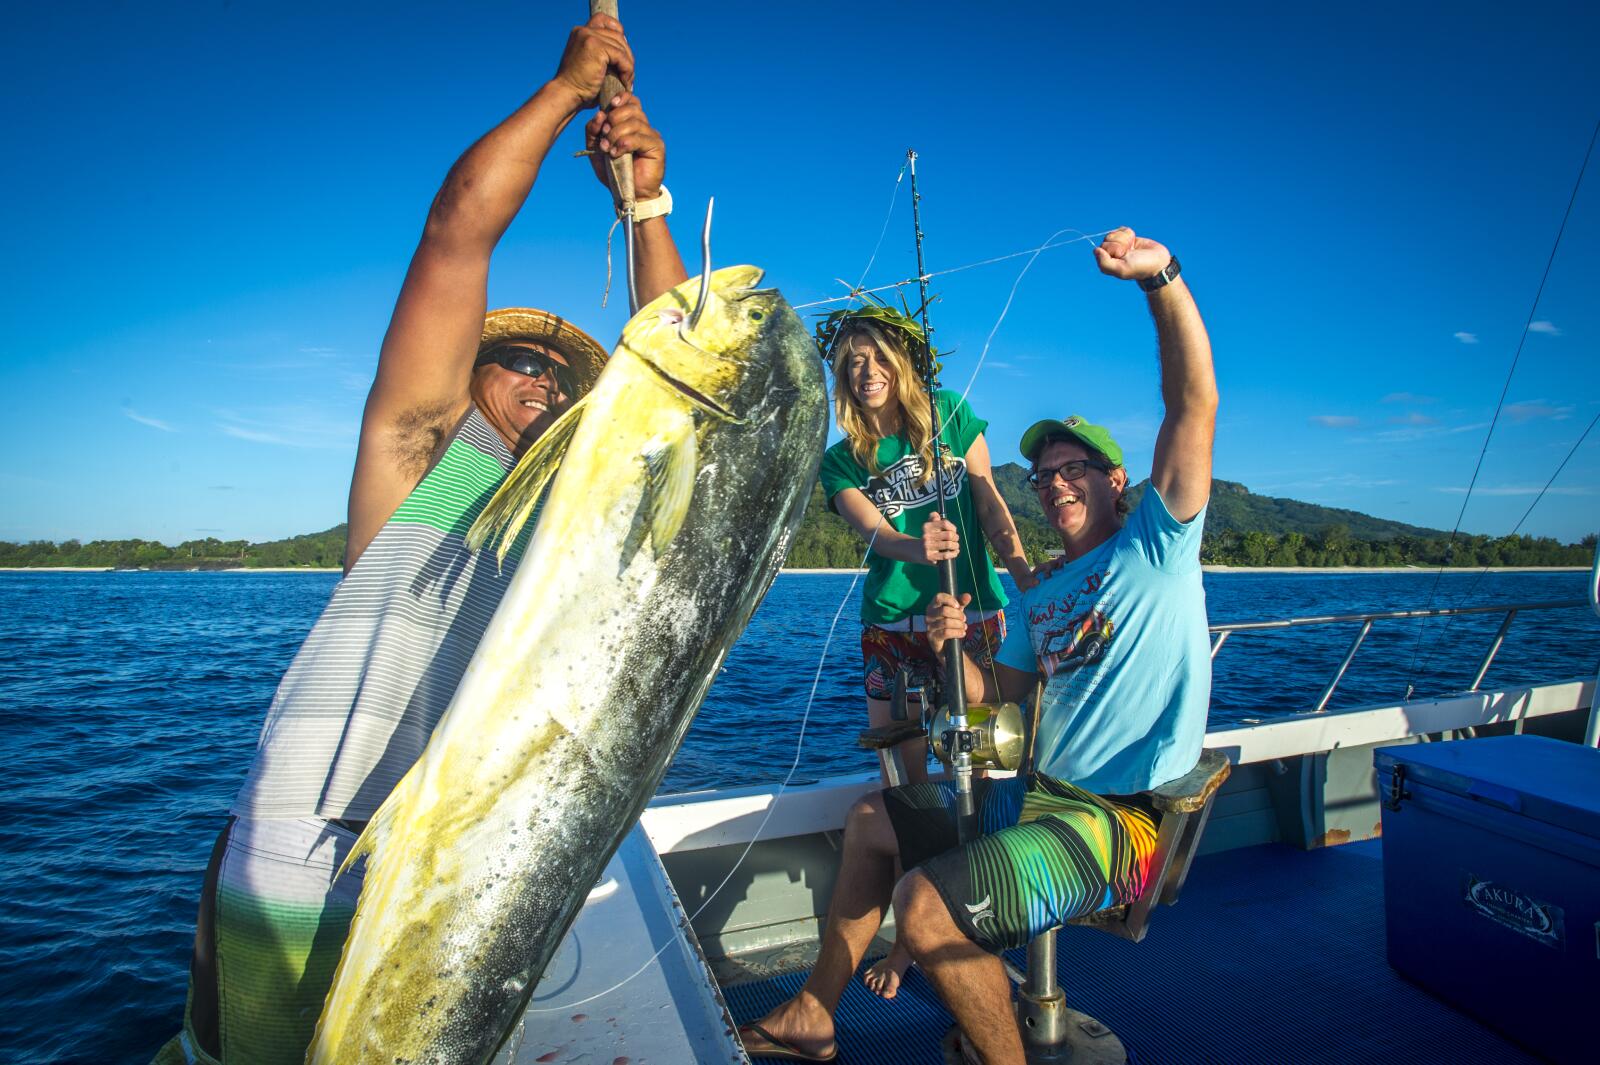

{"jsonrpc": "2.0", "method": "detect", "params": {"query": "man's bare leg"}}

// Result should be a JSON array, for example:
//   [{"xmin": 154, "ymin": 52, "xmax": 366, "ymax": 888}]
[
  {"xmin": 895, "ymin": 869, "xmax": 1025, "ymax": 1065},
  {"xmin": 739, "ymin": 793, "xmax": 900, "ymax": 1058}
]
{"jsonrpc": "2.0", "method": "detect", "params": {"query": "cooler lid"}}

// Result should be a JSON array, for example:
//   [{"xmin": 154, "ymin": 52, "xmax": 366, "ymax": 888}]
[{"xmin": 1374, "ymin": 735, "xmax": 1600, "ymax": 841}]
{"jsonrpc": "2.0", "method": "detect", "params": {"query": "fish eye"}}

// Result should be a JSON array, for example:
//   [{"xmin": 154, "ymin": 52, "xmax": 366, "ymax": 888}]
[{"xmin": 749, "ymin": 310, "xmax": 764, "ymax": 321}]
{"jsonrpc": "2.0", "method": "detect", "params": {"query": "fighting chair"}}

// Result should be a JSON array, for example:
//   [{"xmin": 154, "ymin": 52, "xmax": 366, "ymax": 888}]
[
  {"xmin": 1005, "ymin": 747, "xmax": 1231, "ymax": 1063},
  {"xmin": 861, "ymin": 675, "xmax": 1230, "ymax": 1063}
]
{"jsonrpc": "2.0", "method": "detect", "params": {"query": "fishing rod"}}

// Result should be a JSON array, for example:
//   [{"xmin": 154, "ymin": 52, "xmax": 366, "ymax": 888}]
[
  {"xmin": 908, "ymin": 149, "xmax": 979, "ymax": 845},
  {"xmin": 590, "ymin": 0, "xmax": 639, "ymax": 313}
]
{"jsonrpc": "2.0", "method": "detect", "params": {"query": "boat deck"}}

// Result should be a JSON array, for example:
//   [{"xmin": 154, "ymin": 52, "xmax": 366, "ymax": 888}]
[{"xmin": 721, "ymin": 838, "xmax": 1543, "ymax": 1064}]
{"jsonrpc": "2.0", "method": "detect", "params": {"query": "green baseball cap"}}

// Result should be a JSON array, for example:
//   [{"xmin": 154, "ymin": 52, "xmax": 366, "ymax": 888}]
[{"xmin": 1019, "ymin": 415, "xmax": 1124, "ymax": 467}]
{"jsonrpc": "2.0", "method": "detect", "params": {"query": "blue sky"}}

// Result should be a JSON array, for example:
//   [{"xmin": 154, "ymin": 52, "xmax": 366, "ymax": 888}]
[{"xmin": 3, "ymin": 2, "xmax": 1596, "ymax": 545}]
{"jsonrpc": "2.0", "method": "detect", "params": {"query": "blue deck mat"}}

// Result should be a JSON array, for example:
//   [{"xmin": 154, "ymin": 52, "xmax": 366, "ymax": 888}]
[{"xmin": 724, "ymin": 839, "xmax": 1544, "ymax": 1064}]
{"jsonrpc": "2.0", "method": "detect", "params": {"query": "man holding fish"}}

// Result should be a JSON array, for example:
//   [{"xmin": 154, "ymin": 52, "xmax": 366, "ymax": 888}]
[
  {"xmin": 739, "ymin": 228, "xmax": 1217, "ymax": 1064},
  {"xmin": 153, "ymin": 14, "xmax": 686, "ymax": 1065}
]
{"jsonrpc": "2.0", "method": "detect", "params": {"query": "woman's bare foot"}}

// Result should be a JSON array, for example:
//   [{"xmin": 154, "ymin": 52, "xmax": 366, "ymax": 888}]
[{"xmin": 863, "ymin": 940, "xmax": 913, "ymax": 1000}]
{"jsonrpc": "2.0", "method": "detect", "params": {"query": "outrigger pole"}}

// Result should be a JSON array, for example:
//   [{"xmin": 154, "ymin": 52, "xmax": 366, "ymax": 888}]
[
  {"xmin": 907, "ymin": 149, "xmax": 979, "ymax": 845},
  {"xmin": 591, "ymin": 0, "xmax": 640, "ymax": 313}
]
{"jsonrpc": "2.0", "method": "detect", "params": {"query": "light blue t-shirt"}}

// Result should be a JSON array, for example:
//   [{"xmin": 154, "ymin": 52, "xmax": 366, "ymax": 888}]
[{"xmin": 996, "ymin": 486, "xmax": 1210, "ymax": 795}]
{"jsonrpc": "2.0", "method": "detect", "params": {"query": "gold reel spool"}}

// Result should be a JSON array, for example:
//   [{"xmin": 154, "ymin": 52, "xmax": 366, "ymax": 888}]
[{"xmin": 930, "ymin": 702, "xmax": 1026, "ymax": 772}]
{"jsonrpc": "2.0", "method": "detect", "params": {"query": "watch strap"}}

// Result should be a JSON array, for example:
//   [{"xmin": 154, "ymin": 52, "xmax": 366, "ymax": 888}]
[
  {"xmin": 1138, "ymin": 255, "xmax": 1181, "ymax": 292},
  {"xmin": 625, "ymin": 185, "xmax": 672, "ymax": 222}
]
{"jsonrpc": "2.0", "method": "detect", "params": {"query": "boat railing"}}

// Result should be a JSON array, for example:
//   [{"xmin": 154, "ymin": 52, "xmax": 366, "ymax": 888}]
[{"xmin": 1207, "ymin": 598, "xmax": 1589, "ymax": 713}]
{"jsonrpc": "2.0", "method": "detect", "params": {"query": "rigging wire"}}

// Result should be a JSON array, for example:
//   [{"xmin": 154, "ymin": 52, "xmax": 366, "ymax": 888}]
[
  {"xmin": 849, "ymin": 162, "xmax": 909, "ymax": 299},
  {"xmin": 1410, "ymin": 407, "xmax": 1600, "ymax": 683},
  {"xmin": 1403, "ymin": 115, "xmax": 1600, "ymax": 693}
]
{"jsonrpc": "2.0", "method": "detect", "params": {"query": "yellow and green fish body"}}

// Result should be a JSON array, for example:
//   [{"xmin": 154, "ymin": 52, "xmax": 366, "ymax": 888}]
[{"xmin": 307, "ymin": 266, "xmax": 827, "ymax": 1064}]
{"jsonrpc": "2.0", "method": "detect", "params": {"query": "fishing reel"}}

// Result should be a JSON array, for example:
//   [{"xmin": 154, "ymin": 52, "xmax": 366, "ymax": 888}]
[{"xmin": 929, "ymin": 701, "xmax": 1025, "ymax": 772}]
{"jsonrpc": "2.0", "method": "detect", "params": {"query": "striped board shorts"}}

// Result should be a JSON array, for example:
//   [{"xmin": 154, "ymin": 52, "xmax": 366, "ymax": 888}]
[
  {"xmin": 883, "ymin": 774, "xmax": 1158, "ymax": 952},
  {"xmin": 152, "ymin": 817, "xmax": 364, "ymax": 1065},
  {"xmin": 860, "ymin": 612, "xmax": 1005, "ymax": 702}
]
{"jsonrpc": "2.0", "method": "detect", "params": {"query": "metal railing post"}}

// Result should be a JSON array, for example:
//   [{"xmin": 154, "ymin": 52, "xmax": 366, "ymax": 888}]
[
  {"xmin": 1468, "ymin": 609, "xmax": 1518, "ymax": 692},
  {"xmin": 1313, "ymin": 619, "xmax": 1373, "ymax": 712}
]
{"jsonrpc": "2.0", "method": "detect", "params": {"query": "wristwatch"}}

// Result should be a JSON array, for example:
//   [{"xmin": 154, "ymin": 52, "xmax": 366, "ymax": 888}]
[
  {"xmin": 625, "ymin": 185, "xmax": 672, "ymax": 221},
  {"xmin": 1138, "ymin": 255, "xmax": 1181, "ymax": 292}
]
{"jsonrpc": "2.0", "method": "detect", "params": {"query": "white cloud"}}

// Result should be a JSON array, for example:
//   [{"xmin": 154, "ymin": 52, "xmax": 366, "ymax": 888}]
[
  {"xmin": 1528, "ymin": 320, "xmax": 1561, "ymax": 335},
  {"xmin": 123, "ymin": 409, "xmax": 176, "ymax": 432},
  {"xmin": 1453, "ymin": 332, "xmax": 1479, "ymax": 344},
  {"xmin": 1387, "ymin": 412, "xmax": 1438, "ymax": 426},
  {"xmin": 1438, "ymin": 485, "xmax": 1592, "ymax": 496},
  {"xmin": 212, "ymin": 405, "xmax": 358, "ymax": 449},
  {"xmin": 1368, "ymin": 418, "xmax": 1491, "ymax": 444},
  {"xmin": 1310, "ymin": 415, "xmax": 1359, "ymax": 428},
  {"xmin": 1505, "ymin": 400, "xmax": 1573, "ymax": 423},
  {"xmin": 219, "ymin": 424, "xmax": 298, "ymax": 446},
  {"xmin": 1257, "ymin": 473, "xmax": 1403, "ymax": 492}
]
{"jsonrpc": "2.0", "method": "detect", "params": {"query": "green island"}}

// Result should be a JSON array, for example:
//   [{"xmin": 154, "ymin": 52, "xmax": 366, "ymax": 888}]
[{"xmin": 2, "ymin": 468, "xmax": 1592, "ymax": 571}]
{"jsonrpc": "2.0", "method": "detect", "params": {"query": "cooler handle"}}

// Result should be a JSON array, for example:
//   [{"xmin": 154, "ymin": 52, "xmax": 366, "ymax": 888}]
[{"xmin": 1466, "ymin": 780, "xmax": 1523, "ymax": 812}]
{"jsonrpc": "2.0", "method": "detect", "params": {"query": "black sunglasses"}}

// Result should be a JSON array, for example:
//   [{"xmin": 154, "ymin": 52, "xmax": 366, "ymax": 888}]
[{"xmin": 476, "ymin": 346, "xmax": 577, "ymax": 397}]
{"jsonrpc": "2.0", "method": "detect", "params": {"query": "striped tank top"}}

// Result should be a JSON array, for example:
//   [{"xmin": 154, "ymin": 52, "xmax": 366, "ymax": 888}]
[{"xmin": 232, "ymin": 407, "xmax": 530, "ymax": 821}]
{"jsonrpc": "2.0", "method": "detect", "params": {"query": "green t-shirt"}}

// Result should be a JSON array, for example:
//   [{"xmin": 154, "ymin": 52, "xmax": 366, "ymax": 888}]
[{"xmin": 819, "ymin": 389, "xmax": 1009, "ymax": 625}]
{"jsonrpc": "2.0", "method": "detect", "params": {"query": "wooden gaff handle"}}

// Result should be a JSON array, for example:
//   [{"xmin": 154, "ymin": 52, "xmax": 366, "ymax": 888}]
[{"xmin": 589, "ymin": 0, "xmax": 635, "ymax": 212}]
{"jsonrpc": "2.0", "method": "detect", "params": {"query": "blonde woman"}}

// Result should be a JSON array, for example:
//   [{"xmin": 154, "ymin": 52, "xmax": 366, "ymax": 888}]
[{"xmin": 814, "ymin": 307, "xmax": 1034, "ymax": 998}]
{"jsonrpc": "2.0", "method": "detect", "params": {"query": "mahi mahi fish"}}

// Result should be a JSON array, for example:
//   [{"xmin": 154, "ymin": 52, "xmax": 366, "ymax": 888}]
[{"xmin": 306, "ymin": 265, "xmax": 827, "ymax": 1064}]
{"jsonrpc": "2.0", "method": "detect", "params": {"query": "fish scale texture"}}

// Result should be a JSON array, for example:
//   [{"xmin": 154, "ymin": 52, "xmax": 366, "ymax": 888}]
[{"xmin": 725, "ymin": 840, "xmax": 1541, "ymax": 1064}]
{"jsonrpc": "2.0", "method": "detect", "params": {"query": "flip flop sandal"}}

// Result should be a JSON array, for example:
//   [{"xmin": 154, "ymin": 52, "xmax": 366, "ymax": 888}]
[{"xmin": 736, "ymin": 1022, "xmax": 839, "ymax": 1063}]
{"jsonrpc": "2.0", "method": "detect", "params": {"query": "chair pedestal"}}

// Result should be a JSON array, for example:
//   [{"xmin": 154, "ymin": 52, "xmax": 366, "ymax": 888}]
[{"xmin": 1014, "ymin": 929, "xmax": 1128, "ymax": 1064}]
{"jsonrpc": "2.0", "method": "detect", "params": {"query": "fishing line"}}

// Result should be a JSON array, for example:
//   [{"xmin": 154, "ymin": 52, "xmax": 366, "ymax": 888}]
[
  {"xmin": 932, "ymin": 227, "xmax": 1109, "ymax": 694},
  {"xmin": 949, "ymin": 228, "xmax": 1104, "ymax": 413},
  {"xmin": 1403, "ymin": 115, "xmax": 1600, "ymax": 692},
  {"xmin": 522, "ymin": 172, "xmax": 919, "ymax": 1012},
  {"xmin": 794, "ymin": 230, "xmax": 1114, "ymax": 311},
  {"xmin": 523, "ymin": 524, "xmax": 884, "ymax": 1013}
]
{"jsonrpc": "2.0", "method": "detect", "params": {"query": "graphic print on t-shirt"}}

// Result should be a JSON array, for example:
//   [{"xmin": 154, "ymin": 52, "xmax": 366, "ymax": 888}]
[
  {"xmin": 1027, "ymin": 564, "xmax": 1117, "ymax": 679},
  {"xmin": 862, "ymin": 448, "xmax": 967, "ymax": 519}
]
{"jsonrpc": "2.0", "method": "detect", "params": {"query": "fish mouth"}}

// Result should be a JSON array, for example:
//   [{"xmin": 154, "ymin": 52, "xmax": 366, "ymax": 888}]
[{"xmin": 652, "ymin": 362, "xmax": 738, "ymax": 420}]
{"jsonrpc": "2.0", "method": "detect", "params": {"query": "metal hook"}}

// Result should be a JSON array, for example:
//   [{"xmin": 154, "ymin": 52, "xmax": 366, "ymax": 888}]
[{"xmin": 687, "ymin": 197, "xmax": 714, "ymax": 331}]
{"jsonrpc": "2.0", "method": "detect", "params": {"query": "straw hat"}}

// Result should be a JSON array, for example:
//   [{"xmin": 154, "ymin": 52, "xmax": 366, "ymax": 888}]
[{"xmin": 480, "ymin": 308, "xmax": 609, "ymax": 398}]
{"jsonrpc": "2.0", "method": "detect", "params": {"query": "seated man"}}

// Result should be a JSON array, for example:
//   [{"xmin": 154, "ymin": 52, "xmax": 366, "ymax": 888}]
[
  {"xmin": 154, "ymin": 14, "xmax": 687, "ymax": 1065},
  {"xmin": 740, "ymin": 227, "xmax": 1215, "ymax": 1065}
]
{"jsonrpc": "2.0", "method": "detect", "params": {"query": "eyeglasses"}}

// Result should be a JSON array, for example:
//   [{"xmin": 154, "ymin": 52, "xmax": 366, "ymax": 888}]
[
  {"xmin": 1027, "ymin": 459, "xmax": 1111, "ymax": 489},
  {"xmin": 476, "ymin": 346, "xmax": 577, "ymax": 398}
]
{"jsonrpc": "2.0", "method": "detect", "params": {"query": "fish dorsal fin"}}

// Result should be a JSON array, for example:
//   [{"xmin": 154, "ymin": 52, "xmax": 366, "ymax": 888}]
[
  {"xmin": 641, "ymin": 413, "xmax": 697, "ymax": 552},
  {"xmin": 467, "ymin": 395, "xmax": 588, "ymax": 566}
]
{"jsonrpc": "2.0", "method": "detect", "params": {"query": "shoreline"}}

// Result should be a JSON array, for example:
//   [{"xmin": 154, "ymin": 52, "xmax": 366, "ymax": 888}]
[{"xmin": 2, "ymin": 565, "xmax": 1587, "ymax": 575}]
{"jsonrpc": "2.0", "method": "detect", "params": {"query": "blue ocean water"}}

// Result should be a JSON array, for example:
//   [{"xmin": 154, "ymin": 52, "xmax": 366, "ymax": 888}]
[{"xmin": 0, "ymin": 568, "xmax": 1594, "ymax": 1064}]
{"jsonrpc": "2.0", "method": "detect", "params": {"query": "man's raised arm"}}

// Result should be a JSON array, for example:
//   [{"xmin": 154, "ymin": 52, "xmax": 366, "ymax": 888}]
[
  {"xmin": 1094, "ymin": 228, "xmax": 1217, "ymax": 524},
  {"xmin": 346, "ymin": 14, "xmax": 685, "ymax": 568}
]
